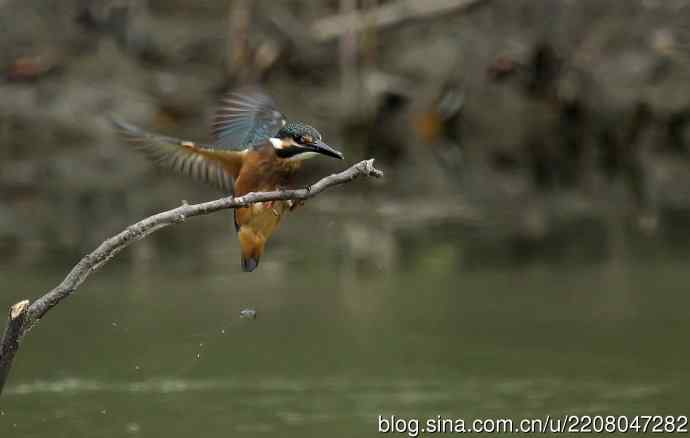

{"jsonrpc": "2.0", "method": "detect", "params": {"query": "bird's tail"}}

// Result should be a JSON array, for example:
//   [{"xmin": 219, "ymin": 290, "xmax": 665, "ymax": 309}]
[
  {"xmin": 237, "ymin": 225, "xmax": 265, "ymax": 273},
  {"xmin": 241, "ymin": 256, "xmax": 260, "ymax": 272}
]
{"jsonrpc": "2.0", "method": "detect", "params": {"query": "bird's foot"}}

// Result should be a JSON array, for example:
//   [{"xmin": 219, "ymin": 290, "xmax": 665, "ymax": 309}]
[
  {"xmin": 264, "ymin": 200, "xmax": 280, "ymax": 216},
  {"xmin": 288, "ymin": 199, "xmax": 305, "ymax": 211}
]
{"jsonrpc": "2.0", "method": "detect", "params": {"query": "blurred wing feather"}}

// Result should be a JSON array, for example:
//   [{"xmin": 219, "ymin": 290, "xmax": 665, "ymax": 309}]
[
  {"xmin": 212, "ymin": 88, "xmax": 286, "ymax": 149},
  {"xmin": 113, "ymin": 118, "xmax": 241, "ymax": 193}
]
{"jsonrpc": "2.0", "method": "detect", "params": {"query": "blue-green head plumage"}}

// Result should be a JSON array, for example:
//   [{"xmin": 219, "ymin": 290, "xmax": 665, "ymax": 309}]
[
  {"xmin": 276, "ymin": 122, "xmax": 322, "ymax": 143},
  {"xmin": 273, "ymin": 121, "xmax": 343, "ymax": 160}
]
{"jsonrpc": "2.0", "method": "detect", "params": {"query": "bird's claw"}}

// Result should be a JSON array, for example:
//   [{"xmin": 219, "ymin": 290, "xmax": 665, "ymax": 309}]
[{"xmin": 288, "ymin": 199, "xmax": 305, "ymax": 211}]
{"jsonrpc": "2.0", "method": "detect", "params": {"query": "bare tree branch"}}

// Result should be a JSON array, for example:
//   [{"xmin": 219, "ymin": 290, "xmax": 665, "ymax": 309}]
[
  {"xmin": 0, "ymin": 300, "xmax": 29, "ymax": 392},
  {"xmin": 311, "ymin": 0, "xmax": 488, "ymax": 42},
  {"xmin": 0, "ymin": 159, "xmax": 383, "ymax": 396}
]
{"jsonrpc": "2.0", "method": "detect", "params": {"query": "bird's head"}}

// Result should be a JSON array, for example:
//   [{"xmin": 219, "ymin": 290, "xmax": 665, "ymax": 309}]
[{"xmin": 270, "ymin": 122, "xmax": 343, "ymax": 161}]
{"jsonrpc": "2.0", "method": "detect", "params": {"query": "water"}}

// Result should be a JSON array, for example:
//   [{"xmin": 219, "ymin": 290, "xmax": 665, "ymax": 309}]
[{"xmin": 1, "ymin": 220, "xmax": 690, "ymax": 437}]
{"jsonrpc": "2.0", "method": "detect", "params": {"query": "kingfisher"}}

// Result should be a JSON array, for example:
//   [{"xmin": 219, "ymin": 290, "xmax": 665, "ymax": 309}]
[{"xmin": 113, "ymin": 88, "xmax": 343, "ymax": 272}]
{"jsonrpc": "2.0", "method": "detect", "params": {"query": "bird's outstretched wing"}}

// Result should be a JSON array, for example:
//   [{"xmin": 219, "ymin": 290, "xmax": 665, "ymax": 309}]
[
  {"xmin": 212, "ymin": 88, "xmax": 286, "ymax": 149},
  {"xmin": 113, "ymin": 117, "xmax": 242, "ymax": 193}
]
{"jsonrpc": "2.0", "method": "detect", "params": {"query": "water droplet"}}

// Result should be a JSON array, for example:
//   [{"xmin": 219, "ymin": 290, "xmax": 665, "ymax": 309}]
[{"xmin": 240, "ymin": 309, "xmax": 257, "ymax": 319}]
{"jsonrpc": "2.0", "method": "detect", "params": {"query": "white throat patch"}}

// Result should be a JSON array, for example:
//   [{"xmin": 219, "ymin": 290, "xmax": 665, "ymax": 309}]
[{"xmin": 269, "ymin": 137, "xmax": 284, "ymax": 149}]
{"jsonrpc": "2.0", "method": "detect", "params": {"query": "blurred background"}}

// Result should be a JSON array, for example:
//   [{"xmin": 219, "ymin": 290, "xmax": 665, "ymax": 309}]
[{"xmin": 2, "ymin": 0, "xmax": 690, "ymax": 436}]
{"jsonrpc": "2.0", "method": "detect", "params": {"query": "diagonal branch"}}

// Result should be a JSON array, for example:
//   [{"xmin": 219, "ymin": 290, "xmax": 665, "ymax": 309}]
[
  {"xmin": 311, "ymin": 0, "xmax": 487, "ymax": 41},
  {"xmin": 0, "ymin": 159, "xmax": 383, "ymax": 396}
]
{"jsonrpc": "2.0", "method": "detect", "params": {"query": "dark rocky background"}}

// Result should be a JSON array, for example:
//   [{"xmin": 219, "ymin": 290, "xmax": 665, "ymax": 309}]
[{"xmin": 3, "ymin": 0, "xmax": 690, "ymax": 265}]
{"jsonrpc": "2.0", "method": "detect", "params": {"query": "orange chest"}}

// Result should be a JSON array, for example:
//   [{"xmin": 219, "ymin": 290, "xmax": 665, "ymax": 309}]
[{"xmin": 234, "ymin": 147, "xmax": 301, "ymax": 196}]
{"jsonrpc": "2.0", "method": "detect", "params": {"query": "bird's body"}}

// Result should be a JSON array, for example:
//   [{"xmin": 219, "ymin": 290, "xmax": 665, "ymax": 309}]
[
  {"xmin": 113, "ymin": 88, "xmax": 343, "ymax": 272},
  {"xmin": 233, "ymin": 142, "xmax": 301, "ymax": 271}
]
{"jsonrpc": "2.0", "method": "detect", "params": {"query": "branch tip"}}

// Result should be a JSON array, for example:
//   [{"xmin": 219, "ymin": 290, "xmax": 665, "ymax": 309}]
[
  {"xmin": 9, "ymin": 301, "xmax": 29, "ymax": 320},
  {"xmin": 361, "ymin": 159, "xmax": 384, "ymax": 178}
]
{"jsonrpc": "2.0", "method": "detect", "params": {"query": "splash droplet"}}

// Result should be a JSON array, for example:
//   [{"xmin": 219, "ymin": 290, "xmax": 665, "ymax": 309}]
[{"xmin": 240, "ymin": 309, "xmax": 257, "ymax": 319}]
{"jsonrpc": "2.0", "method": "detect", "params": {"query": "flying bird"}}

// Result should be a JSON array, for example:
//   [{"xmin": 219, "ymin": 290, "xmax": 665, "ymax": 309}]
[{"xmin": 113, "ymin": 88, "xmax": 343, "ymax": 272}]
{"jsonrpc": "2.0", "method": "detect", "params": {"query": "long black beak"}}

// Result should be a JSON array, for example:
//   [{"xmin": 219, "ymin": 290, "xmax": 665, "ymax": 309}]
[{"xmin": 311, "ymin": 140, "xmax": 344, "ymax": 160}]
